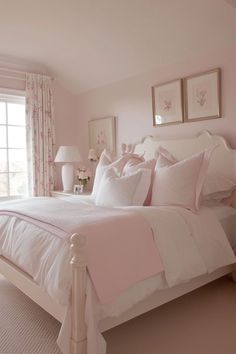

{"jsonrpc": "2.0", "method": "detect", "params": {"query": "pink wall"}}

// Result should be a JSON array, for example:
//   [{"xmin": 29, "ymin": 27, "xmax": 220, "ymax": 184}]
[
  {"xmin": 53, "ymin": 81, "xmax": 78, "ymax": 189},
  {"xmin": 76, "ymin": 44, "xmax": 236, "ymax": 160}
]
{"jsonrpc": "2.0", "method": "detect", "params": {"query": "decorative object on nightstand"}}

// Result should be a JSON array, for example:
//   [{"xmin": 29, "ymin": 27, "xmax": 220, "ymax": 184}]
[
  {"xmin": 76, "ymin": 167, "xmax": 91, "ymax": 193},
  {"xmin": 88, "ymin": 116, "xmax": 116, "ymax": 157},
  {"xmin": 54, "ymin": 146, "xmax": 81, "ymax": 192}
]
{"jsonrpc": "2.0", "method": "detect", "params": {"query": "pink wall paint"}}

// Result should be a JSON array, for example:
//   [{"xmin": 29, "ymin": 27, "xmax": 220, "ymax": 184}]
[
  {"xmin": 53, "ymin": 80, "xmax": 78, "ymax": 146},
  {"xmin": 76, "ymin": 44, "xmax": 236, "ymax": 161},
  {"xmin": 53, "ymin": 81, "xmax": 78, "ymax": 189}
]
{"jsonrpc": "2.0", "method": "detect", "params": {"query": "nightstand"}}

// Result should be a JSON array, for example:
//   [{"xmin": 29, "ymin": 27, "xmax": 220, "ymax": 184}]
[{"xmin": 51, "ymin": 190, "xmax": 91, "ymax": 199}]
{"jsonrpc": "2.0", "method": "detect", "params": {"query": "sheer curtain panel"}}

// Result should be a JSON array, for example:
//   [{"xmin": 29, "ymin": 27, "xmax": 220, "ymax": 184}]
[{"xmin": 26, "ymin": 74, "xmax": 56, "ymax": 196}]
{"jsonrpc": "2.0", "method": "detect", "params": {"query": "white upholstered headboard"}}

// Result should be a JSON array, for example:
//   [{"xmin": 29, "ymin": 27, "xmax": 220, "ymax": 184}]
[{"xmin": 133, "ymin": 131, "xmax": 236, "ymax": 206}]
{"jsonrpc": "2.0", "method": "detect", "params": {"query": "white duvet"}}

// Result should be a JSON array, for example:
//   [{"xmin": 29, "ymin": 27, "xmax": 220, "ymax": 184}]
[{"xmin": 0, "ymin": 197, "xmax": 235, "ymax": 354}]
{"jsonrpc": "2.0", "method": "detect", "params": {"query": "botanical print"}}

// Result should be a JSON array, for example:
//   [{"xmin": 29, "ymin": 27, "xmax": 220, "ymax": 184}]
[
  {"xmin": 191, "ymin": 80, "xmax": 212, "ymax": 113},
  {"xmin": 96, "ymin": 129, "xmax": 106, "ymax": 148},
  {"xmin": 163, "ymin": 99, "xmax": 172, "ymax": 112},
  {"xmin": 153, "ymin": 80, "xmax": 183, "ymax": 126},
  {"xmin": 89, "ymin": 117, "xmax": 116, "ymax": 156},
  {"xmin": 26, "ymin": 74, "xmax": 56, "ymax": 196},
  {"xmin": 196, "ymin": 89, "xmax": 207, "ymax": 106},
  {"xmin": 185, "ymin": 69, "xmax": 220, "ymax": 121}
]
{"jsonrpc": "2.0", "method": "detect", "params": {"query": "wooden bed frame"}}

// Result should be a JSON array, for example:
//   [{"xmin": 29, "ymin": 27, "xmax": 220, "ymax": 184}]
[{"xmin": 0, "ymin": 131, "xmax": 236, "ymax": 354}]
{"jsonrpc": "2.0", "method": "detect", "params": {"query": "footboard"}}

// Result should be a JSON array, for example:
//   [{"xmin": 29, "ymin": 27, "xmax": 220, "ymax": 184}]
[{"xmin": 70, "ymin": 233, "xmax": 87, "ymax": 354}]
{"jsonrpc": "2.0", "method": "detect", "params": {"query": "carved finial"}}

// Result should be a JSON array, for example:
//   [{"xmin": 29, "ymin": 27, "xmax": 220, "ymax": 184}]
[{"xmin": 70, "ymin": 233, "xmax": 86, "ymax": 267}]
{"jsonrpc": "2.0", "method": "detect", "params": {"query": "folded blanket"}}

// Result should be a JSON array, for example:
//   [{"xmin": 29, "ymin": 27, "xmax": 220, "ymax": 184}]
[{"xmin": 0, "ymin": 197, "xmax": 164, "ymax": 303}]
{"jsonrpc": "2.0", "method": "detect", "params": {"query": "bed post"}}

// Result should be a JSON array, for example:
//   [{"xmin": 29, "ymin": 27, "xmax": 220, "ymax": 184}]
[{"xmin": 70, "ymin": 233, "xmax": 87, "ymax": 354}]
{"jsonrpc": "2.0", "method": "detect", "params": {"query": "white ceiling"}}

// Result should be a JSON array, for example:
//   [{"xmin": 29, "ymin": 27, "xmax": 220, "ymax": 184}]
[{"xmin": 0, "ymin": 0, "xmax": 235, "ymax": 94}]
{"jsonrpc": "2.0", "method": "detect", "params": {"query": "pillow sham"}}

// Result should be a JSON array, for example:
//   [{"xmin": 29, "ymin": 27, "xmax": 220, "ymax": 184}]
[
  {"xmin": 202, "ymin": 175, "xmax": 236, "ymax": 202},
  {"xmin": 151, "ymin": 148, "xmax": 213, "ymax": 212},
  {"xmin": 95, "ymin": 167, "xmax": 152, "ymax": 207},
  {"xmin": 92, "ymin": 150, "xmax": 131, "ymax": 198},
  {"xmin": 155, "ymin": 145, "xmax": 177, "ymax": 168},
  {"xmin": 123, "ymin": 157, "xmax": 156, "ymax": 205}
]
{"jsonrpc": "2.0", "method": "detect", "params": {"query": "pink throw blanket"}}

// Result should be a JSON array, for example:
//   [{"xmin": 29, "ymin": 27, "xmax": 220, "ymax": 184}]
[{"xmin": 0, "ymin": 197, "xmax": 164, "ymax": 303}]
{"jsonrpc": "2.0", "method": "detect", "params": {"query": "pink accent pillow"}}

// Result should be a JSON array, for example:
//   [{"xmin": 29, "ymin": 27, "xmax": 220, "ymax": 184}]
[
  {"xmin": 151, "ymin": 149, "xmax": 213, "ymax": 212},
  {"xmin": 92, "ymin": 150, "xmax": 131, "ymax": 197},
  {"xmin": 155, "ymin": 145, "xmax": 177, "ymax": 168},
  {"xmin": 95, "ymin": 167, "xmax": 152, "ymax": 207},
  {"xmin": 123, "ymin": 157, "xmax": 156, "ymax": 205}
]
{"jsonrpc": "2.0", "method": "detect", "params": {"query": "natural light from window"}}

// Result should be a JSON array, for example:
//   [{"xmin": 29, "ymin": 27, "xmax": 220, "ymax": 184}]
[{"xmin": 0, "ymin": 94, "xmax": 28, "ymax": 199}]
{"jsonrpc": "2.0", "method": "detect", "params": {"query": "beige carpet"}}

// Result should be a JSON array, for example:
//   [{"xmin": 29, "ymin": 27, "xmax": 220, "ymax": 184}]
[{"xmin": 1, "ymin": 275, "xmax": 236, "ymax": 354}]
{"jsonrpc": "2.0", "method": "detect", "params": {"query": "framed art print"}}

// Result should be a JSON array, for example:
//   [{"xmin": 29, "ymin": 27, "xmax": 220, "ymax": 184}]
[
  {"xmin": 184, "ymin": 68, "xmax": 221, "ymax": 122},
  {"xmin": 88, "ymin": 116, "xmax": 116, "ymax": 157},
  {"xmin": 152, "ymin": 79, "xmax": 184, "ymax": 126}
]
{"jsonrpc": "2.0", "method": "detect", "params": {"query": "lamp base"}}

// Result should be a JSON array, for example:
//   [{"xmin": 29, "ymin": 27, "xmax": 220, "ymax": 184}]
[{"xmin": 61, "ymin": 164, "xmax": 74, "ymax": 192}]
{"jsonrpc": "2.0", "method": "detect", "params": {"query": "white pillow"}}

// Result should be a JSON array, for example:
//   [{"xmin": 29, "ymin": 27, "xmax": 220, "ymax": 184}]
[
  {"xmin": 95, "ymin": 167, "xmax": 152, "ymax": 207},
  {"xmin": 151, "ymin": 149, "xmax": 213, "ymax": 212},
  {"xmin": 202, "ymin": 175, "xmax": 236, "ymax": 201},
  {"xmin": 122, "ymin": 157, "xmax": 156, "ymax": 206},
  {"xmin": 92, "ymin": 150, "xmax": 131, "ymax": 198}
]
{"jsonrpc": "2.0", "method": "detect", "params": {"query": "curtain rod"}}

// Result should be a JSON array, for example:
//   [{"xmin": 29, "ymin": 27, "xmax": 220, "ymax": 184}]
[{"xmin": 0, "ymin": 67, "xmax": 54, "ymax": 80}]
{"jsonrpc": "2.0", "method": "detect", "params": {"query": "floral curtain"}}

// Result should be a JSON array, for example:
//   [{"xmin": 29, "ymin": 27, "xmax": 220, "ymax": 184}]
[{"xmin": 26, "ymin": 74, "xmax": 56, "ymax": 196}]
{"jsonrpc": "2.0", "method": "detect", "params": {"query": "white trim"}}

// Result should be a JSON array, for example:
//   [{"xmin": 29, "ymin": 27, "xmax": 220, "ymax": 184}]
[
  {"xmin": 0, "ymin": 88, "xmax": 25, "ymax": 104},
  {"xmin": 0, "ymin": 67, "xmax": 54, "ymax": 80},
  {"xmin": 0, "ymin": 87, "xmax": 25, "ymax": 96}
]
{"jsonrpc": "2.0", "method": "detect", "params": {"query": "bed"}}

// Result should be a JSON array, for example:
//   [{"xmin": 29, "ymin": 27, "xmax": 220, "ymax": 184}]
[{"xmin": 0, "ymin": 130, "xmax": 236, "ymax": 354}]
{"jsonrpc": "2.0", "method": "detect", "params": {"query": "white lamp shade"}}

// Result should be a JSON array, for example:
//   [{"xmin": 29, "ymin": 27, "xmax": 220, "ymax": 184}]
[{"xmin": 55, "ymin": 146, "xmax": 81, "ymax": 163}]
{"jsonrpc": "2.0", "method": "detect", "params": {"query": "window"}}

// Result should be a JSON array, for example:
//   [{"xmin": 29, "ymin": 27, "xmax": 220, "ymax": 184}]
[{"xmin": 0, "ymin": 92, "xmax": 28, "ymax": 199}]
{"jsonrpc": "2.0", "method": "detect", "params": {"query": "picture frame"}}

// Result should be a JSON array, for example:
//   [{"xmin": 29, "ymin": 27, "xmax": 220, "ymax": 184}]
[
  {"xmin": 88, "ymin": 116, "xmax": 116, "ymax": 157},
  {"xmin": 152, "ymin": 79, "xmax": 184, "ymax": 126},
  {"xmin": 73, "ymin": 184, "xmax": 83, "ymax": 194},
  {"xmin": 183, "ymin": 68, "xmax": 221, "ymax": 122}
]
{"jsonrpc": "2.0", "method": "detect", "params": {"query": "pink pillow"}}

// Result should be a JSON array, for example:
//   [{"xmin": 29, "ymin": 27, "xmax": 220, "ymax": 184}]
[
  {"xmin": 92, "ymin": 150, "xmax": 131, "ymax": 197},
  {"xmin": 123, "ymin": 157, "xmax": 156, "ymax": 205},
  {"xmin": 151, "ymin": 149, "xmax": 213, "ymax": 212},
  {"xmin": 155, "ymin": 145, "xmax": 177, "ymax": 168},
  {"xmin": 95, "ymin": 167, "xmax": 152, "ymax": 206}
]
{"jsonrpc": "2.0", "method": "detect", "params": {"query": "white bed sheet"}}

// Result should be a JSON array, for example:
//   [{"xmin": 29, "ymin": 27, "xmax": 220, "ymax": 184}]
[
  {"xmin": 210, "ymin": 203, "xmax": 236, "ymax": 251},
  {"xmin": 0, "ymin": 198, "xmax": 235, "ymax": 354}
]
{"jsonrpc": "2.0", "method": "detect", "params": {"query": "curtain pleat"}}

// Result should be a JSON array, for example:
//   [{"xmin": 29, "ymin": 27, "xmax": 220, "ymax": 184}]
[{"xmin": 26, "ymin": 74, "xmax": 56, "ymax": 196}]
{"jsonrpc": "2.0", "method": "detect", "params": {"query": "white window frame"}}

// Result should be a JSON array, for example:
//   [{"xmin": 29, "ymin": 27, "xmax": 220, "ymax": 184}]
[{"xmin": 0, "ymin": 89, "xmax": 28, "ymax": 200}]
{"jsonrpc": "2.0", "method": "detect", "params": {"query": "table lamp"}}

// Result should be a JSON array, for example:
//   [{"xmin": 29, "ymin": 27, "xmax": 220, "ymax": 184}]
[{"xmin": 55, "ymin": 146, "xmax": 81, "ymax": 192}]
